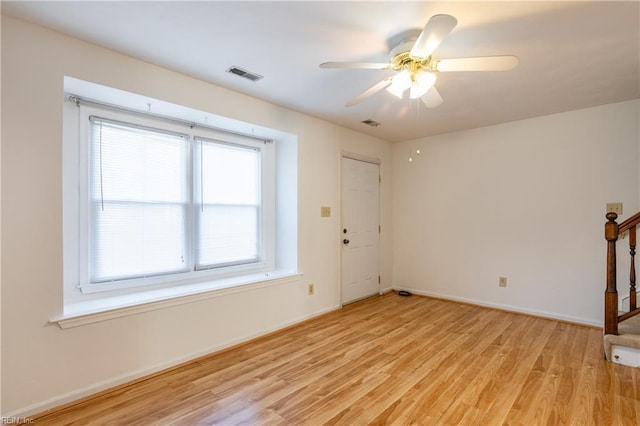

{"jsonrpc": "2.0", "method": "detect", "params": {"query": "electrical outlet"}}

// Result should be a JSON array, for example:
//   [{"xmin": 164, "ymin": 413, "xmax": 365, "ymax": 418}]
[
  {"xmin": 308, "ymin": 283, "xmax": 314, "ymax": 295},
  {"xmin": 499, "ymin": 276, "xmax": 507, "ymax": 287}
]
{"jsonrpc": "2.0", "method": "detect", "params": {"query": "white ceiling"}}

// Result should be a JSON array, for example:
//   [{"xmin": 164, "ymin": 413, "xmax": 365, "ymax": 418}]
[{"xmin": 3, "ymin": 1, "xmax": 639, "ymax": 142}]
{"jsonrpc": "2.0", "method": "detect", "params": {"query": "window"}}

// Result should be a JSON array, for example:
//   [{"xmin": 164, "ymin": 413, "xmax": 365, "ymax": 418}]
[
  {"xmin": 60, "ymin": 78, "xmax": 298, "ymax": 324},
  {"xmin": 76, "ymin": 105, "xmax": 275, "ymax": 294},
  {"xmin": 194, "ymin": 137, "xmax": 261, "ymax": 270},
  {"xmin": 90, "ymin": 118, "xmax": 190, "ymax": 283}
]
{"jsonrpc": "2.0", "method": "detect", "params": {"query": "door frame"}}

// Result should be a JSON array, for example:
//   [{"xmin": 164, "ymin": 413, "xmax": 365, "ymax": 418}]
[{"xmin": 339, "ymin": 152, "xmax": 382, "ymax": 306}]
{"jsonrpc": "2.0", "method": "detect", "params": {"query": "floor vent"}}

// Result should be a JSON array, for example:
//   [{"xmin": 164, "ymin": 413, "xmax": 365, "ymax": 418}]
[{"xmin": 226, "ymin": 66, "xmax": 263, "ymax": 82}]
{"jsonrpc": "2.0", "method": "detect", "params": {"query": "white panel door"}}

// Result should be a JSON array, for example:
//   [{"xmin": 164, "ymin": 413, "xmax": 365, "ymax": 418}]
[{"xmin": 341, "ymin": 157, "xmax": 380, "ymax": 304}]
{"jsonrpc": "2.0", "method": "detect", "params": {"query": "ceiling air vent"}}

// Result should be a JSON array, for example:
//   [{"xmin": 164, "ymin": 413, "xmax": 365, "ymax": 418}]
[
  {"xmin": 361, "ymin": 119, "xmax": 381, "ymax": 127},
  {"xmin": 226, "ymin": 66, "xmax": 263, "ymax": 82}
]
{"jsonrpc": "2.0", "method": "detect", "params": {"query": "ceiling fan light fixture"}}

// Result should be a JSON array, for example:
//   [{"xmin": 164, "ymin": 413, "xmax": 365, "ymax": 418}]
[
  {"xmin": 386, "ymin": 84, "xmax": 405, "ymax": 99},
  {"xmin": 409, "ymin": 70, "xmax": 436, "ymax": 99},
  {"xmin": 387, "ymin": 70, "xmax": 412, "ymax": 98},
  {"xmin": 393, "ymin": 70, "xmax": 412, "ymax": 89}
]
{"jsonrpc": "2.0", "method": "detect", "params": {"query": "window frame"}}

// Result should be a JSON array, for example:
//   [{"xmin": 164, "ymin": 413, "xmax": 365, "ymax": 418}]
[
  {"xmin": 193, "ymin": 136, "xmax": 263, "ymax": 271},
  {"xmin": 75, "ymin": 104, "xmax": 276, "ymax": 295},
  {"xmin": 88, "ymin": 116, "xmax": 192, "ymax": 284}
]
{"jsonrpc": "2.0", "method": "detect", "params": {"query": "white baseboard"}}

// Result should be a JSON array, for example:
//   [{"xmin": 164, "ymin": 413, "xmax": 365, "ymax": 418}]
[
  {"xmin": 4, "ymin": 304, "xmax": 340, "ymax": 419},
  {"xmin": 394, "ymin": 286, "xmax": 602, "ymax": 328}
]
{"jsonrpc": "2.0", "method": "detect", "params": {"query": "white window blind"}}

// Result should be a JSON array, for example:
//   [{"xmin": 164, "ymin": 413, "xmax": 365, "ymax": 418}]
[
  {"xmin": 89, "ymin": 117, "xmax": 189, "ymax": 283},
  {"xmin": 195, "ymin": 137, "xmax": 261, "ymax": 269}
]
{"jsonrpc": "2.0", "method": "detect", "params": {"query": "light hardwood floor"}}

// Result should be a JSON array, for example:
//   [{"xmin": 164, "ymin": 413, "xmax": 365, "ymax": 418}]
[{"xmin": 33, "ymin": 293, "xmax": 640, "ymax": 425}]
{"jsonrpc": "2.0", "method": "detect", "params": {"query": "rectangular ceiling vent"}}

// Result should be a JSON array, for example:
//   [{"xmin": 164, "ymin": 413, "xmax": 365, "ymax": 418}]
[
  {"xmin": 361, "ymin": 119, "xmax": 381, "ymax": 127},
  {"xmin": 226, "ymin": 66, "xmax": 263, "ymax": 82}
]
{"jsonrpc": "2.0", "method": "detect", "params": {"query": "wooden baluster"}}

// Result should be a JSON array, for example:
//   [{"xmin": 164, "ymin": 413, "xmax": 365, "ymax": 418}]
[
  {"xmin": 630, "ymin": 226, "xmax": 637, "ymax": 311},
  {"xmin": 605, "ymin": 212, "xmax": 619, "ymax": 335}
]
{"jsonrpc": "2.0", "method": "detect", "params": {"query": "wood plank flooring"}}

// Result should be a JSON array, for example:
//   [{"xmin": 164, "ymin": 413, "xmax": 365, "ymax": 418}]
[{"xmin": 33, "ymin": 293, "xmax": 640, "ymax": 425}]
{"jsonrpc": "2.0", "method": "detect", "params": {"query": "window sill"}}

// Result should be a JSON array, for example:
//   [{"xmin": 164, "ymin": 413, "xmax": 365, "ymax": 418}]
[{"xmin": 52, "ymin": 270, "xmax": 302, "ymax": 329}]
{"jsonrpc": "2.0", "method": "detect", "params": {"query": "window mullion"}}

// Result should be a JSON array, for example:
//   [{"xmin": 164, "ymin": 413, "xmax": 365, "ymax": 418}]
[{"xmin": 188, "ymin": 135, "xmax": 196, "ymax": 274}]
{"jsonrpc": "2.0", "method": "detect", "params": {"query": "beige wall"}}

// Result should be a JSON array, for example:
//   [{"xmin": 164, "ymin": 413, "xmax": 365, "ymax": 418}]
[
  {"xmin": 392, "ymin": 99, "xmax": 640, "ymax": 325},
  {"xmin": 1, "ymin": 16, "xmax": 393, "ymax": 415},
  {"xmin": 3, "ymin": 11, "xmax": 639, "ymax": 418}
]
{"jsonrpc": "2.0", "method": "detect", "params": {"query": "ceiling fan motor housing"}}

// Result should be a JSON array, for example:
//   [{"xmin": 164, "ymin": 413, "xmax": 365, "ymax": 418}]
[{"xmin": 389, "ymin": 36, "xmax": 436, "ymax": 73}]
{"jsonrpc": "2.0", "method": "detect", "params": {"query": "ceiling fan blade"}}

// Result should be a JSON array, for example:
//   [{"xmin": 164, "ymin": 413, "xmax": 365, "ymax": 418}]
[
  {"xmin": 320, "ymin": 62, "xmax": 391, "ymax": 70},
  {"xmin": 410, "ymin": 14, "xmax": 457, "ymax": 59},
  {"xmin": 346, "ymin": 78, "xmax": 392, "ymax": 107},
  {"xmin": 420, "ymin": 86, "xmax": 443, "ymax": 108},
  {"xmin": 435, "ymin": 56, "xmax": 519, "ymax": 72}
]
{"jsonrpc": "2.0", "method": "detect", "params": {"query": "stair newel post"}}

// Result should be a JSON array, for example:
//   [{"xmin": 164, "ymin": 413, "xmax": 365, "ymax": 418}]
[
  {"xmin": 605, "ymin": 212, "xmax": 619, "ymax": 335},
  {"xmin": 630, "ymin": 226, "xmax": 637, "ymax": 311}
]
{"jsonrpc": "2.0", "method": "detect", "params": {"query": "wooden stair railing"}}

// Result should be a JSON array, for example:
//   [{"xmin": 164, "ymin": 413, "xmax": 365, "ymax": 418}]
[{"xmin": 605, "ymin": 211, "xmax": 640, "ymax": 335}]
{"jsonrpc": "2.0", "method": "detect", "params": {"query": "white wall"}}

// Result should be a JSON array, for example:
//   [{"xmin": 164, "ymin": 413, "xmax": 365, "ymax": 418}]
[
  {"xmin": 392, "ymin": 99, "xmax": 640, "ymax": 325},
  {"xmin": 3, "ymin": 11, "xmax": 637, "ymax": 418},
  {"xmin": 0, "ymin": 16, "xmax": 393, "ymax": 415}
]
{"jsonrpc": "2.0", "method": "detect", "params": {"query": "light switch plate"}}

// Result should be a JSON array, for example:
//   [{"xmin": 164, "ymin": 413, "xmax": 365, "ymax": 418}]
[
  {"xmin": 320, "ymin": 206, "xmax": 331, "ymax": 217},
  {"xmin": 607, "ymin": 203, "xmax": 623, "ymax": 215}
]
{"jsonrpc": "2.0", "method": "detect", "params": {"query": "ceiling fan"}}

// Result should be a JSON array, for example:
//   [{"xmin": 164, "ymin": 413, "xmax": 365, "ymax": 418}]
[{"xmin": 320, "ymin": 14, "xmax": 518, "ymax": 108}]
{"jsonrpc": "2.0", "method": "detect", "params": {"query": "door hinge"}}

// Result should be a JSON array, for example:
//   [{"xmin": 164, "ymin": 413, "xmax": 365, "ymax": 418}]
[
  {"xmin": 378, "ymin": 276, "xmax": 381, "ymax": 284},
  {"xmin": 378, "ymin": 225, "xmax": 381, "ymax": 234},
  {"xmin": 379, "ymin": 174, "xmax": 382, "ymax": 184}
]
